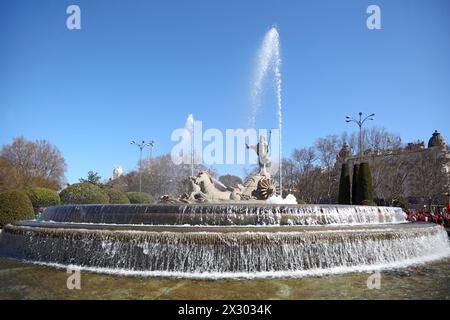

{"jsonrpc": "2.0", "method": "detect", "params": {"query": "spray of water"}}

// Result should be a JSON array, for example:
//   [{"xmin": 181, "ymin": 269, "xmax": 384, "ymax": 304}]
[
  {"xmin": 250, "ymin": 26, "xmax": 283, "ymax": 195},
  {"xmin": 185, "ymin": 114, "xmax": 194, "ymax": 133},
  {"xmin": 185, "ymin": 114, "xmax": 195, "ymax": 176}
]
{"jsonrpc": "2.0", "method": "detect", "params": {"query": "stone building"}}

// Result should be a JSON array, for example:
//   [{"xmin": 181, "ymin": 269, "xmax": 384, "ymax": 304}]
[
  {"xmin": 112, "ymin": 165, "xmax": 123, "ymax": 180},
  {"xmin": 337, "ymin": 130, "xmax": 450, "ymax": 206}
]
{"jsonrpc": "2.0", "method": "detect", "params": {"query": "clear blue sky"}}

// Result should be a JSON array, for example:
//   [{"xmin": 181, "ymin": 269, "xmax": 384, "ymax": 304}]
[{"xmin": 1, "ymin": 0, "xmax": 449, "ymax": 183}]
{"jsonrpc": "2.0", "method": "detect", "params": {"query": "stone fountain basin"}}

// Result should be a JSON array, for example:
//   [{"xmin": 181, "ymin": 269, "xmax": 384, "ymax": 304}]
[
  {"xmin": 0, "ymin": 220, "xmax": 448, "ymax": 278},
  {"xmin": 0, "ymin": 204, "xmax": 447, "ymax": 278},
  {"xmin": 38, "ymin": 204, "xmax": 407, "ymax": 226}
]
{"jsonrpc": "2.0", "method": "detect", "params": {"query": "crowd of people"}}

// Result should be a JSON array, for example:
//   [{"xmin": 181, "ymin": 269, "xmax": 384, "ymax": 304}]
[{"xmin": 405, "ymin": 203, "xmax": 450, "ymax": 229}]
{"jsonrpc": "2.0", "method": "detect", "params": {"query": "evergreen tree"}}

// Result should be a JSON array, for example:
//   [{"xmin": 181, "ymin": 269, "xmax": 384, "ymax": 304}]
[
  {"xmin": 338, "ymin": 163, "xmax": 351, "ymax": 204},
  {"xmin": 352, "ymin": 163, "xmax": 361, "ymax": 205},
  {"xmin": 359, "ymin": 162, "xmax": 374, "ymax": 205},
  {"xmin": 79, "ymin": 171, "xmax": 102, "ymax": 186}
]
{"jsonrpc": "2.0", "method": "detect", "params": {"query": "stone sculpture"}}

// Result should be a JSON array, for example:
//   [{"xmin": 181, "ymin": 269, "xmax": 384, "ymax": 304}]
[{"xmin": 246, "ymin": 134, "xmax": 271, "ymax": 177}]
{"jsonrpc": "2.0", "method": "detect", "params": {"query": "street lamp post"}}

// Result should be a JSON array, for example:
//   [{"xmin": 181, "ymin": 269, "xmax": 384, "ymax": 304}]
[
  {"xmin": 148, "ymin": 140, "xmax": 155, "ymax": 160},
  {"xmin": 130, "ymin": 139, "xmax": 155, "ymax": 192},
  {"xmin": 345, "ymin": 112, "xmax": 375, "ymax": 160}
]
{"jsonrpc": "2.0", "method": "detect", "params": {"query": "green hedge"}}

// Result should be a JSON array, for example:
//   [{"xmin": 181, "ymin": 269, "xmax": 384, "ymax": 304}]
[
  {"xmin": 106, "ymin": 189, "xmax": 130, "ymax": 204},
  {"xmin": 393, "ymin": 198, "xmax": 409, "ymax": 210},
  {"xmin": 26, "ymin": 187, "xmax": 61, "ymax": 208},
  {"xmin": 359, "ymin": 162, "xmax": 374, "ymax": 205},
  {"xmin": 352, "ymin": 163, "xmax": 361, "ymax": 205},
  {"xmin": 361, "ymin": 200, "xmax": 377, "ymax": 206},
  {"xmin": 338, "ymin": 163, "xmax": 351, "ymax": 204},
  {"xmin": 60, "ymin": 183, "xmax": 109, "ymax": 204},
  {"xmin": 0, "ymin": 190, "xmax": 35, "ymax": 227},
  {"xmin": 126, "ymin": 192, "xmax": 153, "ymax": 204}
]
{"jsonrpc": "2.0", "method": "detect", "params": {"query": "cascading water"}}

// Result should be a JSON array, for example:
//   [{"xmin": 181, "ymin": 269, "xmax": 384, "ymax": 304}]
[
  {"xmin": 1, "ymin": 203, "xmax": 449, "ymax": 278},
  {"xmin": 250, "ymin": 26, "xmax": 283, "ymax": 195},
  {"xmin": 35, "ymin": 204, "xmax": 408, "ymax": 226},
  {"xmin": 1, "ymin": 222, "xmax": 448, "ymax": 279}
]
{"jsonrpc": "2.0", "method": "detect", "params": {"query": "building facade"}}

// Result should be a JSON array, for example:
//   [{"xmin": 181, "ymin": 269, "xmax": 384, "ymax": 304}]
[{"xmin": 337, "ymin": 130, "xmax": 450, "ymax": 206}]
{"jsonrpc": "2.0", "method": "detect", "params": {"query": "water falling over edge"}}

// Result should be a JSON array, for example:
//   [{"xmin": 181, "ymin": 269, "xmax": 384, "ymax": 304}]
[{"xmin": 0, "ymin": 223, "xmax": 448, "ymax": 279}]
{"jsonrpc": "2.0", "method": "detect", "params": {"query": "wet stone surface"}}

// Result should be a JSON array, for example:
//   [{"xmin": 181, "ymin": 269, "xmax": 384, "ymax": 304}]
[{"xmin": 0, "ymin": 257, "xmax": 448, "ymax": 300}]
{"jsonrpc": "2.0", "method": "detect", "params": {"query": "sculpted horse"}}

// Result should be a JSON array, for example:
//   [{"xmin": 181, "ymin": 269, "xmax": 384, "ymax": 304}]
[{"xmin": 194, "ymin": 171, "xmax": 242, "ymax": 201}]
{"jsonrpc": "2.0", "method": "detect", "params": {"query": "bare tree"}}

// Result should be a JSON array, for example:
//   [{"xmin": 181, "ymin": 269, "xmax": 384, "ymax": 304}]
[
  {"xmin": 315, "ymin": 135, "xmax": 340, "ymax": 203},
  {"xmin": 409, "ymin": 150, "xmax": 449, "ymax": 205},
  {"xmin": 371, "ymin": 154, "xmax": 410, "ymax": 205},
  {"xmin": 340, "ymin": 131, "xmax": 359, "ymax": 155},
  {"xmin": 281, "ymin": 127, "xmax": 407, "ymax": 204},
  {"xmin": 364, "ymin": 127, "xmax": 402, "ymax": 153},
  {"xmin": 290, "ymin": 147, "xmax": 317, "ymax": 202},
  {"xmin": 109, "ymin": 153, "xmax": 218, "ymax": 199},
  {"xmin": 281, "ymin": 158, "xmax": 299, "ymax": 195},
  {"xmin": 0, "ymin": 157, "xmax": 20, "ymax": 192},
  {"xmin": 0, "ymin": 136, "xmax": 66, "ymax": 191}
]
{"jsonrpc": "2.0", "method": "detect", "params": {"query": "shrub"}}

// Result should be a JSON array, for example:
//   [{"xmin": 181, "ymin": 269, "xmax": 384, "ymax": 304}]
[
  {"xmin": 361, "ymin": 200, "xmax": 377, "ymax": 206},
  {"xmin": 60, "ymin": 183, "xmax": 109, "ymax": 204},
  {"xmin": 126, "ymin": 192, "xmax": 153, "ymax": 204},
  {"xmin": 338, "ymin": 163, "xmax": 351, "ymax": 204},
  {"xmin": 297, "ymin": 199, "xmax": 306, "ymax": 204},
  {"xmin": 393, "ymin": 197, "xmax": 409, "ymax": 210},
  {"xmin": 26, "ymin": 187, "xmax": 61, "ymax": 208},
  {"xmin": 358, "ymin": 162, "xmax": 374, "ymax": 204},
  {"xmin": 106, "ymin": 189, "xmax": 130, "ymax": 204},
  {"xmin": 0, "ymin": 190, "xmax": 35, "ymax": 227},
  {"xmin": 352, "ymin": 163, "xmax": 360, "ymax": 205}
]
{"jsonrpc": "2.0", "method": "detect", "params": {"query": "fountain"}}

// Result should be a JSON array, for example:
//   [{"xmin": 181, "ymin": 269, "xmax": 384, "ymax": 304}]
[
  {"xmin": 0, "ymin": 27, "xmax": 449, "ymax": 279},
  {"xmin": 251, "ymin": 26, "xmax": 283, "ymax": 194},
  {"xmin": 0, "ymin": 168, "xmax": 449, "ymax": 278},
  {"xmin": 0, "ymin": 202, "xmax": 449, "ymax": 278}
]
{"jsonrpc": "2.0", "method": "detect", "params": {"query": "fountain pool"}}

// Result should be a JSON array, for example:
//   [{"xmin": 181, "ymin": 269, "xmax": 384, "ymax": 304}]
[{"xmin": 0, "ymin": 204, "xmax": 448, "ymax": 279}]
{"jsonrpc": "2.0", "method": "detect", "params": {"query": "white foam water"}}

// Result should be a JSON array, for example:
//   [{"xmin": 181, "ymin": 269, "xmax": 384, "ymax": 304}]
[
  {"xmin": 2, "ymin": 204, "xmax": 448, "ymax": 280},
  {"xmin": 178, "ymin": 205, "xmax": 407, "ymax": 225},
  {"xmin": 15, "ymin": 247, "xmax": 450, "ymax": 280},
  {"xmin": 1, "ymin": 223, "xmax": 448, "ymax": 279},
  {"xmin": 39, "ymin": 204, "xmax": 408, "ymax": 226},
  {"xmin": 266, "ymin": 194, "xmax": 297, "ymax": 204}
]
